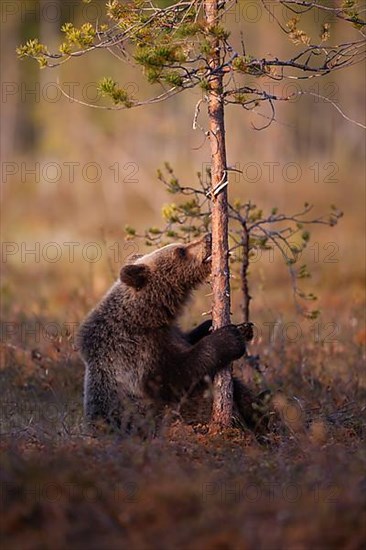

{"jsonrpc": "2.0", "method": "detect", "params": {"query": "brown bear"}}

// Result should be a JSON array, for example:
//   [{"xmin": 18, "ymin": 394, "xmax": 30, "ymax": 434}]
[{"xmin": 77, "ymin": 234, "xmax": 259, "ymax": 435}]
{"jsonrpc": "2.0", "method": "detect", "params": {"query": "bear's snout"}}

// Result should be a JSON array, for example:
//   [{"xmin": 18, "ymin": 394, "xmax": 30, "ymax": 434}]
[
  {"xmin": 186, "ymin": 233, "xmax": 212, "ymax": 262},
  {"xmin": 204, "ymin": 233, "xmax": 212, "ymax": 249},
  {"xmin": 203, "ymin": 233, "xmax": 212, "ymax": 263},
  {"xmin": 188, "ymin": 233, "xmax": 212, "ymax": 263}
]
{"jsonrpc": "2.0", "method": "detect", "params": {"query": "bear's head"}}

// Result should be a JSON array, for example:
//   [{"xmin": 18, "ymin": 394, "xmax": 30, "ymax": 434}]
[{"xmin": 119, "ymin": 234, "xmax": 212, "ymax": 325}]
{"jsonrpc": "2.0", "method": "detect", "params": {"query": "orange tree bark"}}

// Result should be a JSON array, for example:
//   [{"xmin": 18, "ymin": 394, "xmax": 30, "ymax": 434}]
[{"xmin": 204, "ymin": 0, "xmax": 233, "ymax": 429}]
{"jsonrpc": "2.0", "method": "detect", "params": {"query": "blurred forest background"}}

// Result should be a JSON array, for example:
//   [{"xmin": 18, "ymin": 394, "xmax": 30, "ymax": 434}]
[{"xmin": 2, "ymin": 0, "xmax": 365, "ymax": 326}]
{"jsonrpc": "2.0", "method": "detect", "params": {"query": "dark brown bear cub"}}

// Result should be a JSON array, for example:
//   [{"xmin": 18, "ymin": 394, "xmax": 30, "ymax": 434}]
[{"xmin": 77, "ymin": 234, "xmax": 256, "ymax": 434}]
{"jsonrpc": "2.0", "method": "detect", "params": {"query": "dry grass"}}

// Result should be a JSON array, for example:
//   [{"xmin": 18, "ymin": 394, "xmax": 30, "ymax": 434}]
[{"xmin": 1, "ymin": 292, "xmax": 365, "ymax": 550}]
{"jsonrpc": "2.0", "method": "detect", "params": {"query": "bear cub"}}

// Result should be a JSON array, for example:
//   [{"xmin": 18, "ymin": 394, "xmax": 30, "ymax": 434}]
[{"xmin": 77, "ymin": 234, "xmax": 258, "ymax": 434}]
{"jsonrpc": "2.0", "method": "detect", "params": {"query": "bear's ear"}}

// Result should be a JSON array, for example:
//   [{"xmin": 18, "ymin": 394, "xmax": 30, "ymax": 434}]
[{"xmin": 120, "ymin": 264, "xmax": 150, "ymax": 290}]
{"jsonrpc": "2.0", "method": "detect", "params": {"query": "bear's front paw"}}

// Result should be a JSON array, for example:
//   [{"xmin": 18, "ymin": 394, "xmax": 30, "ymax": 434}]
[
  {"xmin": 237, "ymin": 322, "xmax": 254, "ymax": 342},
  {"xmin": 215, "ymin": 324, "xmax": 247, "ymax": 361}
]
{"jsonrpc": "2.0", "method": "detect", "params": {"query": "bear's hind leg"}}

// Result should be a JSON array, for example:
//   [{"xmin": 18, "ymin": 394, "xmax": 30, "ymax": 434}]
[
  {"xmin": 84, "ymin": 367, "xmax": 123, "ymax": 431},
  {"xmin": 233, "ymin": 377, "xmax": 270, "ymax": 434}
]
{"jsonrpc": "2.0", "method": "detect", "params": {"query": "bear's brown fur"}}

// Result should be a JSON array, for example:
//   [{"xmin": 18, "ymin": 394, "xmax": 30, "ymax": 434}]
[{"xmin": 77, "ymin": 234, "xmax": 261, "ymax": 434}]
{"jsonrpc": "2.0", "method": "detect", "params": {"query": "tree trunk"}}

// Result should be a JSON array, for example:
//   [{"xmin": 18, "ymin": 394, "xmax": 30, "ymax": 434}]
[
  {"xmin": 204, "ymin": 0, "xmax": 233, "ymax": 430},
  {"xmin": 241, "ymin": 221, "xmax": 251, "ymax": 324}
]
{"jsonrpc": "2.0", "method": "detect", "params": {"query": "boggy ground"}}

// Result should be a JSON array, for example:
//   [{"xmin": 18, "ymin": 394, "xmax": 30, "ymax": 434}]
[{"xmin": 1, "ymin": 299, "xmax": 365, "ymax": 550}]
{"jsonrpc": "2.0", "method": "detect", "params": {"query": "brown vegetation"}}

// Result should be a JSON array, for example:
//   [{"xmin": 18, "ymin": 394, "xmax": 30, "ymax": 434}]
[{"xmin": 1, "ymin": 293, "xmax": 365, "ymax": 549}]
